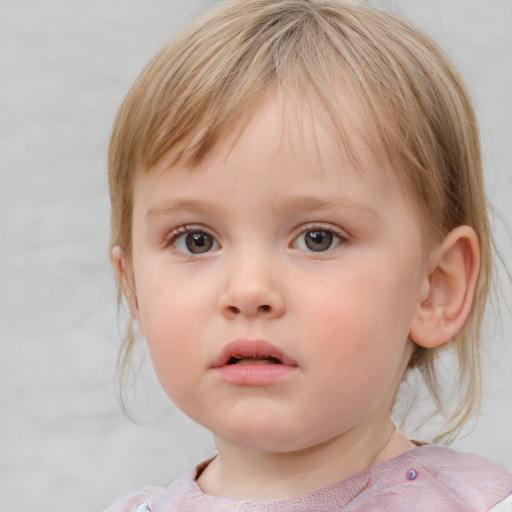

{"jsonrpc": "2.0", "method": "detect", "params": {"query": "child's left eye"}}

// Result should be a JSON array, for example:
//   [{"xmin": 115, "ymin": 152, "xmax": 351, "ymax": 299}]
[{"xmin": 293, "ymin": 228, "xmax": 345, "ymax": 252}]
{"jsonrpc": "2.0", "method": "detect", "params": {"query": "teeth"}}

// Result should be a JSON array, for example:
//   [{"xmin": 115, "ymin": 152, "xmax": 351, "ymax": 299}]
[{"xmin": 228, "ymin": 354, "xmax": 280, "ymax": 364}]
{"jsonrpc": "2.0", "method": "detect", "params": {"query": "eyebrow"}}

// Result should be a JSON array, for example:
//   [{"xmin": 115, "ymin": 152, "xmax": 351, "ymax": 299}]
[
  {"xmin": 145, "ymin": 198, "xmax": 227, "ymax": 222},
  {"xmin": 272, "ymin": 194, "xmax": 381, "ymax": 222}
]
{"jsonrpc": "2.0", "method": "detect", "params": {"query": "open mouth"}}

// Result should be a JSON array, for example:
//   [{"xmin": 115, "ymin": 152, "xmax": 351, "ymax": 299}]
[
  {"xmin": 213, "ymin": 339, "xmax": 296, "ymax": 369},
  {"xmin": 227, "ymin": 355, "xmax": 282, "ymax": 365},
  {"xmin": 213, "ymin": 339, "xmax": 297, "ymax": 384}
]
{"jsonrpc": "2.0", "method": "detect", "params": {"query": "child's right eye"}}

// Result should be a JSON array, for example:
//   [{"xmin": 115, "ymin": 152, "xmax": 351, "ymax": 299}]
[{"xmin": 169, "ymin": 228, "xmax": 219, "ymax": 255}]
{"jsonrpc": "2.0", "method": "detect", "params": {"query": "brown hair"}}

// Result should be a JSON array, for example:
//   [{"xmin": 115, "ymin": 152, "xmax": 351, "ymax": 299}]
[{"xmin": 108, "ymin": 0, "xmax": 492, "ymax": 440}]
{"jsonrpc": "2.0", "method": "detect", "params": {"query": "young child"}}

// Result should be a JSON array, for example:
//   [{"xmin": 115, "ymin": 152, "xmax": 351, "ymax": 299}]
[{"xmin": 105, "ymin": 0, "xmax": 512, "ymax": 510}]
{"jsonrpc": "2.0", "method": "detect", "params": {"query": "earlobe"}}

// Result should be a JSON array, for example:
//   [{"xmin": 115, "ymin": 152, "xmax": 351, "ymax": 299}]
[
  {"xmin": 110, "ymin": 245, "xmax": 144, "ymax": 335},
  {"xmin": 409, "ymin": 226, "xmax": 480, "ymax": 348}
]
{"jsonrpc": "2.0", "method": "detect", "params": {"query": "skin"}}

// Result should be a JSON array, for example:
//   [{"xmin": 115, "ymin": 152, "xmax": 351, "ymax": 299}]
[{"xmin": 125, "ymin": 94, "xmax": 443, "ymax": 500}]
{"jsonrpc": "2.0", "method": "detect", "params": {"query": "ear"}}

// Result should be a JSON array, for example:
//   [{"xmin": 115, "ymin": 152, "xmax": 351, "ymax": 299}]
[
  {"xmin": 409, "ymin": 226, "xmax": 480, "ymax": 348},
  {"xmin": 111, "ymin": 246, "xmax": 144, "ymax": 335}
]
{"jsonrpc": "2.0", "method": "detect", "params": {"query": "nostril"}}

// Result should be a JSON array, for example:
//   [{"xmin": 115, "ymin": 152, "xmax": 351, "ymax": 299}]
[{"xmin": 220, "ymin": 301, "xmax": 280, "ymax": 318}]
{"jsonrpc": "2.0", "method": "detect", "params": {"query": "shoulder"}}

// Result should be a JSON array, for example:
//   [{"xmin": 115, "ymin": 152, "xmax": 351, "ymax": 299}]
[
  {"xmin": 368, "ymin": 445, "xmax": 512, "ymax": 512},
  {"xmin": 412, "ymin": 444, "xmax": 511, "ymax": 488}
]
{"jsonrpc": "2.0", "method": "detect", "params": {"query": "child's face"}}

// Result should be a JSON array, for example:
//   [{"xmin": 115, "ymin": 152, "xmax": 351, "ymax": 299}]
[{"xmin": 129, "ymin": 94, "xmax": 429, "ymax": 453}]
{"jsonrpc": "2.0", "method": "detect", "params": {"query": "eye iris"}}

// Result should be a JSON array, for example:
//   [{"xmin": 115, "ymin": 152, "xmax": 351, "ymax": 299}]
[
  {"xmin": 185, "ymin": 232, "xmax": 213, "ymax": 253},
  {"xmin": 305, "ymin": 230, "xmax": 333, "ymax": 251}
]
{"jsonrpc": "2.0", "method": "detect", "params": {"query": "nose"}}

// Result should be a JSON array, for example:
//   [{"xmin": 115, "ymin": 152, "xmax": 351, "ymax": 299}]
[{"xmin": 217, "ymin": 257, "xmax": 285, "ymax": 320}]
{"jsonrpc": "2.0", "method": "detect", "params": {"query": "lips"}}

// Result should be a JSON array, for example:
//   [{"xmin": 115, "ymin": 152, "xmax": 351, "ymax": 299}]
[
  {"xmin": 212, "ymin": 339, "xmax": 297, "ymax": 368},
  {"xmin": 212, "ymin": 339, "xmax": 298, "ymax": 385}
]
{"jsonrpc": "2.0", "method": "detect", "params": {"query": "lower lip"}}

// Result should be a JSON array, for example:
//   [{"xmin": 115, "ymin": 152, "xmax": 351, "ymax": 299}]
[{"xmin": 213, "ymin": 363, "xmax": 298, "ymax": 386}]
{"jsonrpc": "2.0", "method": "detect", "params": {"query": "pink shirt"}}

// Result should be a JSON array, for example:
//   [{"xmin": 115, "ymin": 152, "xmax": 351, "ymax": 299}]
[{"xmin": 104, "ymin": 445, "xmax": 512, "ymax": 511}]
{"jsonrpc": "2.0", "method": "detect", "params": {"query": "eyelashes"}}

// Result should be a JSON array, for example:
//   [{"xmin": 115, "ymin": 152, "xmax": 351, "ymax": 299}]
[{"xmin": 165, "ymin": 223, "xmax": 348, "ymax": 256}]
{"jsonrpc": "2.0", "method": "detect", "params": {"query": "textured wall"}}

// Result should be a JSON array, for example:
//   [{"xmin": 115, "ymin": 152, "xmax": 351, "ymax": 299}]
[{"xmin": 1, "ymin": 1, "xmax": 510, "ymax": 511}]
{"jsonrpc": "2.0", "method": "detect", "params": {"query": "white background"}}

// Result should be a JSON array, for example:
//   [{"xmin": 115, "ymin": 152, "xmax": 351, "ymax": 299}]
[{"xmin": 1, "ymin": 1, "xmax": 511, "ymax": 511}]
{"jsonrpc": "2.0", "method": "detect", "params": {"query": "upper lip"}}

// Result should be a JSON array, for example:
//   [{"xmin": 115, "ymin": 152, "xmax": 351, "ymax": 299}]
[{"xmin": 212, "ymin": 339, "xmax": 297, "ymax": 368}]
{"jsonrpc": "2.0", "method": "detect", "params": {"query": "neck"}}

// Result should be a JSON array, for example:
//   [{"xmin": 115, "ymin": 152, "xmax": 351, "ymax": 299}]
[{"xmin": 197, "ymin": 421, "xmax": 415, "ymax": 500}]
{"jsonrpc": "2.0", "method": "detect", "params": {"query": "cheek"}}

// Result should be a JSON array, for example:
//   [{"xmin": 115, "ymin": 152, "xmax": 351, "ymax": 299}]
[
  {"xmin": 136, "ymin": 264, "xmax": 211, "ymax": 337},
  {"xmin": 134, "ymin": 275, "xmax": 210, "ymax": 392},
  {"xmin": 300, "ymin": 269, "xmax": 415, "ymax": 378}
]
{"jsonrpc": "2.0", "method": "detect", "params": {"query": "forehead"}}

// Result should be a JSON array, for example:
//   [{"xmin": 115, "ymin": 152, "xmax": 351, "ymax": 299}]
[
  {"xmin": 136, "ymin": 92, "xmax": 402, "ymax": 212},
  {"xmin": 144, "ymin": 88, "xmax": 386, "ymax": 182}
]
